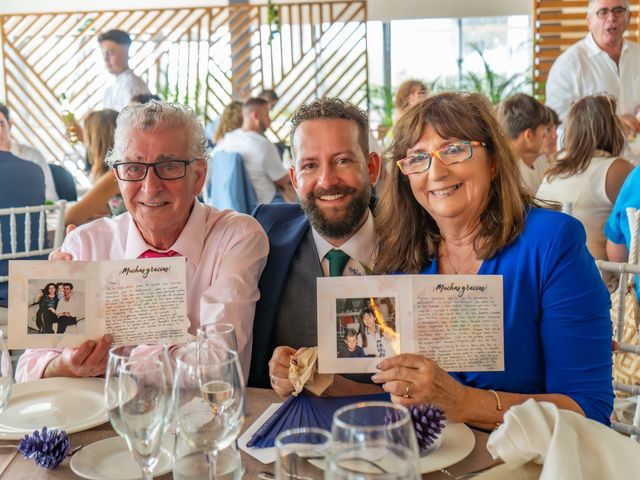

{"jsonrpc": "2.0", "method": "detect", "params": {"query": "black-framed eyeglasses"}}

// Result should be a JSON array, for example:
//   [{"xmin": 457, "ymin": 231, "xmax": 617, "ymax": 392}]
[
  {"xmin": 396, "ymin": 141, "xmax": 486, "ymax": 176},
  {"xmin": 594, "ymin": 6, "xmax": 627, "ymax": 19},
  {"xmin": 113, "ymin": 160, "xmax": 195, "ymax": 181}
]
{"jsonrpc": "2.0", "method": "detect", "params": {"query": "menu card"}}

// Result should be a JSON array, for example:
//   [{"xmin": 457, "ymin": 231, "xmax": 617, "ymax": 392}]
[
  {"xmin": 7, "ymin": 258, "xmax": 188, "ymax": 349},
  {"xmin": 317, "ymin": 274, "xmax": 504, "ymax": 374}
]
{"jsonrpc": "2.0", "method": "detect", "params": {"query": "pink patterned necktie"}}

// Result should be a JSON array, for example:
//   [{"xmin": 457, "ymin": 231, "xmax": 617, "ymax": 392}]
[{"xmin": 138, "ymin": 249, "xmax": 180, "ymax": 258}]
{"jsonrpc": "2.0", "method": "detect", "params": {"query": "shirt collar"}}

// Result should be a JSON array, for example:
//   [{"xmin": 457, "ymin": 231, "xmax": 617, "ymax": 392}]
[
  {"xmin": 124, "ymin": 199, "xmax": 205, "ymax": 265},
  {"xmin": 312, "ymin": 209, "xmax": 377, "ymax": 270},
  {"xmin": 585, "ymin": 32, "xmax": 626, "ymax": 58}
]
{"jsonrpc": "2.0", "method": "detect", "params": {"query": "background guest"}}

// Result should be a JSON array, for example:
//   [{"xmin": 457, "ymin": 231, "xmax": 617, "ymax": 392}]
[
  {"xmin": 213, "ymin": 100, "xmax": 244, "ymax": 145},
  {"xmin": 373, "ymin": 92, "xmax": 613, "ymax": 426},
  {"xmin": 537, "ymin": 94, "xmax": 633, "ymax": 262},
  {"xmin": 0, "ymin": 103, "xmax": 57, "ymax": 202},
  {"xmin": 64, "ymin": 109, "xmax": 123, "ymax": 226},
  {"xmin": 496, "ymin": 93, "xmax": 548, "ymax": 193}
]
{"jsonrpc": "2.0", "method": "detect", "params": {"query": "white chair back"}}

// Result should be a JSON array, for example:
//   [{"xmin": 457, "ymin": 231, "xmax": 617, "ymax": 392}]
[{"xmin": 0, "ymin": 200, "xmax": 66, "ymax": 283}]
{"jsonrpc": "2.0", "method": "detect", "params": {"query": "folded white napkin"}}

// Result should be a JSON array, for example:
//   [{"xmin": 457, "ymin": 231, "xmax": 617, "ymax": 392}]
[{"xmin": 486, "ymin": 398, "xmax": 640, "ymax": 479}]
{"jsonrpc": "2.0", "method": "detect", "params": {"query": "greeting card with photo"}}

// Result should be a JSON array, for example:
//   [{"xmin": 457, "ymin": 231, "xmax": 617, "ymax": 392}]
[
  {"xmin": 317, "ymin": 275, "xmax": 504, "ymax": 374},
  {"xmin": 7, "ymin": 258, "xmax": 189, "ymax": 349}
]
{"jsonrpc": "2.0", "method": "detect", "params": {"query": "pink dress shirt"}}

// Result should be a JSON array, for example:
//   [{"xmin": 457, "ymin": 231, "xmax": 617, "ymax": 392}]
[{"xmin": 16, "ymin": 200, "xmax": 268, "ymax": 382}]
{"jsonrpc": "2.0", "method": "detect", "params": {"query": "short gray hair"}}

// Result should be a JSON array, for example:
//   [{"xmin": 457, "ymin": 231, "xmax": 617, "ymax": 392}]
[
  {"xmin": 105, "ymin": 101, "xmax": 208, "ymax": 167},
  {"xmin": 588, "ymin": 0, "xmax": 629, "ymax": 15}
]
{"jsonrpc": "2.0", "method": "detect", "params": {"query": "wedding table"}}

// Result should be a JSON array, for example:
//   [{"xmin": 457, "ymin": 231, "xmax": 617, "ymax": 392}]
[{"xmin": 0, "ymin": 387, "xmax": 498, "ymax": 479}]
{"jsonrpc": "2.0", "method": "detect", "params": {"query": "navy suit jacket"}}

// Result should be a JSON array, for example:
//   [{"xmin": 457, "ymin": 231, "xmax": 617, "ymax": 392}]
[{"xmin": 248, "ymin": 203, "xmax": 311, "ymax": 387}]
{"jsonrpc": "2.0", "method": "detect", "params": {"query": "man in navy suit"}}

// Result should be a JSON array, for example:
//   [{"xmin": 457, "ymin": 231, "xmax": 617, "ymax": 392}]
[{"xmin": 248, "ymin": 98, "xmax": 381, "ymax": 395}]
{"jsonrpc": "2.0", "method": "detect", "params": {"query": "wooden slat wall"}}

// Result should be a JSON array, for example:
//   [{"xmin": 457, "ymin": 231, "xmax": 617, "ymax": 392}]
[
  {"xmin": 0, "ymin": 1, "xmax": 367, "ymax": 164},
  {"xmin": 534, "ymin": 0, "xmax": 640, "ymax": 99}
]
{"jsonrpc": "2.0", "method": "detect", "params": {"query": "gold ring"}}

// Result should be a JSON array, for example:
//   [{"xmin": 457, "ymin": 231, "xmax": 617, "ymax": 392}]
[
  {"xmin": 403, "ymin": 383, "xmax": 411, "ymax": 398},
  {"xmin": 270, "ymin": 375, "xmax": 276, "ymax": 385}
]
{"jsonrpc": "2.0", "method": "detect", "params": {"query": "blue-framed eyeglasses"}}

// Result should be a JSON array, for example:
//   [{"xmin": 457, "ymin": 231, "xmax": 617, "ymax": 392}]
[
  {"xmin": 396, "ymin": 140, "xmax": 486, "ymax": 176},
  {"xmin": 114, "ymin": 160, "xmax": 195, "ymax": 182}
]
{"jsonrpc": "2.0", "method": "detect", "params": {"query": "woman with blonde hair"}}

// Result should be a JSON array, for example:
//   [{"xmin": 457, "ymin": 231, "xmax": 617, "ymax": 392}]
[
  {"xmin": 213, "ymin": 100, "xmax": 243, "ymax": 143},
  {"xmin": 64, "ymin": 109, "xmax": 123, "ymax": 226},
  {"xmin": 371, "ymin": 92, "xmax": 612, "ymax": 426},
  {"xmin": 537, "ymin": 94, "xmax": 633, "ymax": 261}
]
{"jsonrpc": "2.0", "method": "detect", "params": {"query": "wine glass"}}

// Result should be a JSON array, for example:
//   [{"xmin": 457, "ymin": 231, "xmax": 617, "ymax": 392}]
[
  {"xmin": 196, "ymin": 323, "xmax": 238, "ymax": 351},
  {"xmin": 173, "ymin": 344, "xmax": 245, "ymax": 479},
  {"xmin": 275, "ymin": 428, "xmax": 331, "ymax": 480},
  {"xmin": 105, "ymin": 345, "xmax": 173, "ymax": 438},
  {"xmin": 326, "ymin": 401, "xmax": 420, "ymax": 480},
  {"xmin": 118, "ymin": 358, "xmax": 170, "ymax": 480},
  {"xmin": 0, "ymin": 331, "xmax": 12, "ymax": 412}
]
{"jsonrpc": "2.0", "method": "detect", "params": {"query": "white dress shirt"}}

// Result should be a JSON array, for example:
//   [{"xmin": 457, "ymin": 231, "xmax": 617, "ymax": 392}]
[
  {"xmin": 57, "ymin": 292, "xmax": 82, "ymax": 319},
  {"xmin": 103, "ymin": 69, "xmax": 150, "ymax": 112},
  {"xmin": 546, "ymin": 33, "xmax": 640, "ymax": 138},
  {"xmin": 213, "ymin": 128, "xmax": 287, "ymax": 204},
  {"xmin": 15, "ymin": 200, "xmax": 269, "ymax": 382},
  {"xmin": 10, "ymin": 142, "xmax": 58, "ymax": 201},
  {"xmin": 312, "ymin": 209, "xmax": 378, "ymax": 276}
]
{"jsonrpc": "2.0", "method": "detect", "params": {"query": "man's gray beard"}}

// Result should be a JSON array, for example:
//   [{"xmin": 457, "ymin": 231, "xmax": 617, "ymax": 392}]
[{"xmin": 301, "ymin": 188, "xmax": 370, "ymax": 240}]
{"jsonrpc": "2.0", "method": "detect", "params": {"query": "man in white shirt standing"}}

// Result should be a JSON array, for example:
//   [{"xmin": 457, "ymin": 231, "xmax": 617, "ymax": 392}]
[
  {"xmin": 0, "ymin": 104, "xmax": 58, "ymax": 202},
  {"xmin": 546, "ymin": 0, "xmax": 640, "ymax": 138},
  {"xmin": 99, "ymin": 30, "xmax": 150, "ymax": 112},
  {"xmin": 214, "ymin": 97, "xmax": 295, "ymax": 203},
  {"xmin": 56, "ymin": 283, "xmax": 82, "ymax": 334}
]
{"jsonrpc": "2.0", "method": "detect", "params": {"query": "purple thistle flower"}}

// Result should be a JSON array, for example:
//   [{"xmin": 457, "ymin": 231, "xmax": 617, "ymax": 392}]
[
  {"xmin": 18, "ymin": 427, "xmax": 71, "ymax": 469},
  {"xmin": 410, "ymin": 404, "xmax": 446, "ymax": 452}
]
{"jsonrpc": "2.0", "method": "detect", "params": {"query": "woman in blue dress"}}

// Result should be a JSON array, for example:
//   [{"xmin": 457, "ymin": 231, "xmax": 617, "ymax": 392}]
[{"xmin": 371, "ymin": 92, "xmax": 613, "ymax": 427}]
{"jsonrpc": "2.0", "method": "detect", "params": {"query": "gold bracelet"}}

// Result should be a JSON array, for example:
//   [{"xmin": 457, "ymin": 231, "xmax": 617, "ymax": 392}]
[{"xmin": 488, "ymin": 389, "xmax": 502, "ymax": 430}]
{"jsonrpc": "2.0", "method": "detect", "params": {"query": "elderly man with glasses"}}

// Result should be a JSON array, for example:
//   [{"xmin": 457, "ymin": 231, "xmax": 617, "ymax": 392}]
[
  {"xmin": 546, "ymin": 0, "xmax": 640, "ymax": 142},
  {"xmin": 16, "ymin": 101, "xmax": 269, "ymax": 382}
]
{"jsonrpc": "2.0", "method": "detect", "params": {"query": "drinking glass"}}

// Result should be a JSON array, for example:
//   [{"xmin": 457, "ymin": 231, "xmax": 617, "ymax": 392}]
[
  {"xmin": 326, "ymin": 401, "xmax": 420, "ymax": 480},
  {"xmin": 173, "ymin": 345, "xmax": 245, "ymax": 479},
  {"xmin": 0, "ymin": 331, "xmax": 12, "ymax": 411},
  {"xmin": 275, "ymin": 428, "xmax": 331, "ymax": 480},
  {"xmin": 105, "ymin": 345, "xmax": 173, "ymax": 438},
  {"xmin": 118, "ymin": 358, "xmax": 169, "ymax": 480},
  {"xmin": 196, "ymin": 323, "xmax": 238, "ymax": 351}
]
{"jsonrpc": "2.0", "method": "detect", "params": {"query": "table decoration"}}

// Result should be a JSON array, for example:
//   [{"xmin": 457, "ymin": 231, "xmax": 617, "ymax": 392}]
[
  {"xmin": 409, "ymin": 404, "xmax": 446, "ymax": 454},
  {"xmin": 18, "ymin": 427, "xmax": 70, "ymax": 469}
]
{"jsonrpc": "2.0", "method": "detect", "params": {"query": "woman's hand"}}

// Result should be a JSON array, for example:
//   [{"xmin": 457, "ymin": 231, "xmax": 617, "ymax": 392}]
[{"xmin": 371, "ymin": 353, "xmax": 469, "ymax": 422}]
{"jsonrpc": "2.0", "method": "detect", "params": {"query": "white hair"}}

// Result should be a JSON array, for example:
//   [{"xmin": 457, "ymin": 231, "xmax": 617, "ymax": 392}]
[
  {"xmin": 588, "ymin": 0, "xmax": 630, "ymax": 15},
  {"xmin": 105, "ymin": 101, "xmax": 208, "ymax": 167}
]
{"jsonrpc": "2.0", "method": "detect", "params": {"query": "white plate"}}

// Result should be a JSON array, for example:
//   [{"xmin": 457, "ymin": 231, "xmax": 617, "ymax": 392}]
[
  {"xmin": 419, "ymin": 422, "xmax": 475, "ymax": 473},
  {"xmin": 239, "ymin": 403, "xmax": 475, "ymax": 474},
  {"xmin": 0, "ymin": 377, "xmax": 108, "ymax": 439},
  {"xmin": 70, "ymin": 436, "xmax": 173, "ymax": 480}
]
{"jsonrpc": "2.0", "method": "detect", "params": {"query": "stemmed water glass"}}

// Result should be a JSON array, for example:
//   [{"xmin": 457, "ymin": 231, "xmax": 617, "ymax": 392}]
[
  {"xmin": 0, "ymin": 331, "xmax": 12, "ymax": 412},
  {"xmin": 173, "ymin": 344, "xmax": 245, "ymax": 479},
  {"xmin": 196, "ymin": 323, "xmax": 238, "ymax": 351},
  {"xmin": 118, "ymin": 358, "xmax": 170, "ymax": 480},
  {"xmin": 105, "ymin": 345, "xmax": 173, "ymax": 439},
  {"xmin": 326, "ymin": 401, "xmax": 420, "ymax": 480}
]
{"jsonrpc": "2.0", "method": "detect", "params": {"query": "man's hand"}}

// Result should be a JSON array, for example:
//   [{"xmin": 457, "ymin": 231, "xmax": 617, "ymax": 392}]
[
  {"xmin": 48, "ymin": 224, "xmax": 77, "ymax": 261},
  {"xmin": 43, "ymin": 334, "xmax": 113, "ymax": 378},
  {"xmin": 619, "ymin": 114, "xmax": 639, "ymax": 135},
  {"xmin": 268, "ymin": 346, "xmax": 298, "ymax": 397}
]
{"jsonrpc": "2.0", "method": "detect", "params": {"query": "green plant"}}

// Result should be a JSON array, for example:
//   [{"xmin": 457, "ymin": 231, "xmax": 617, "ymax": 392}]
[
  {"xmin": 267, "ymin": 0, "xmax": 280, "ymax": 45},
  {"xmin": 369, "ymin": 84, "xmax": 394, "ymax": 128},
  {"xmin": 433, "ymin": 42, "xmax": 531, "ymax": 104}
]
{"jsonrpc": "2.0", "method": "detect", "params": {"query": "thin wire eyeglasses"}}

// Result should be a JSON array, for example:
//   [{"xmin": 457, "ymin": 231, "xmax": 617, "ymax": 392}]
[
  {"xmin": 594, "ymin": 6, "xmax": 627, "ymax": 19},
  {"xmin": 114, "ymin": 160, "xmax": 195, "ymax": 181},
  {"xmin": 396, "ymin": 141, "xmax": 486, "ymax": 176}
]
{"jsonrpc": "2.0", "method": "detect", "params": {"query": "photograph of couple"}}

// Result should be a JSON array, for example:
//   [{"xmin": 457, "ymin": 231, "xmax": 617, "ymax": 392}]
[{"xmin": 29, "ymin": 280, "xmax": 85, "ymax": 335}]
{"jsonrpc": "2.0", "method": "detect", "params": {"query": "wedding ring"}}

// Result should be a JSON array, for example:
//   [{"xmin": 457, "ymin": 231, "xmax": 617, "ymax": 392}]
[
  {"xmin": 403, "ymin": 382, "xmax": 411, "ymax": 398},
  {"xmin": 270, "ymin": 374, "xmax": 276, "ymax": 385}
]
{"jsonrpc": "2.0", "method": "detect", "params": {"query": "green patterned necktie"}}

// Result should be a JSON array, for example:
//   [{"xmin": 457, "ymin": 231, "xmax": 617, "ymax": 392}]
[{"xmin": 325, "ymin": 249, "xmax": 351, "ymax": 277}]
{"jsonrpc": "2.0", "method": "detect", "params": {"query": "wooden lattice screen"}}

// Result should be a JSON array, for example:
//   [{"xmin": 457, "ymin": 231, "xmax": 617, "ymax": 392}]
[
  {"xmin": 534, "ymin": 0, "xmax": 640, "ymax": 100},
  {"xmin": 0, "ymin": 1, "xmax": 368, "ymax": 165}
]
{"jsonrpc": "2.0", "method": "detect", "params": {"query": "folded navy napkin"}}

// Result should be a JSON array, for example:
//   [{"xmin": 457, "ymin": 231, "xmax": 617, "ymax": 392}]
[{"xmin": 247, "ymin": 392, "xmax": 390, "ymax": 448}]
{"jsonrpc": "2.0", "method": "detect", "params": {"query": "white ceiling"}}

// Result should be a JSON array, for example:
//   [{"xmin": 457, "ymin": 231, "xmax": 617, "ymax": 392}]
[{"xmin": 0, "ymin": 0, "xmax": 531, "ymax": 19}]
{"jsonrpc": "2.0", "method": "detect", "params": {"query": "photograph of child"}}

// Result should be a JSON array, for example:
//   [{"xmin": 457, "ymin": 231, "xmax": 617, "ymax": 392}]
[{"xmin": 335, "ymin": 296, "xmax": 398, "ymax": 359}]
